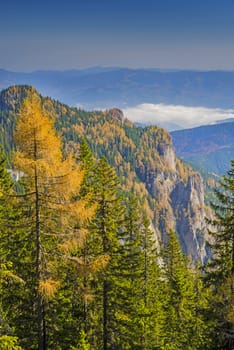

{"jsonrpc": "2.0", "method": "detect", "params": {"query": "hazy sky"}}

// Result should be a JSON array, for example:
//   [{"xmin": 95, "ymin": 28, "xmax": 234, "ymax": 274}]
[{"xmin": 1, "ymin": 0, "xmax": 234, "ymax": 71}]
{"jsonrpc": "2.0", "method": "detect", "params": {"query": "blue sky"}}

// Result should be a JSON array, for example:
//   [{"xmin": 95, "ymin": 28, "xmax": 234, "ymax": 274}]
[{"xmin": 1, "ymin": 0, "xmax": 234, "ymax": 71}]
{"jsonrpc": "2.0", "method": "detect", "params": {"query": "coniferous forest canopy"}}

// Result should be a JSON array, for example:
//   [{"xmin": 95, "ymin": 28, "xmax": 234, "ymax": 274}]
[{"xmin": 0, "ymin": 86, "xmax": 233, "ymax": 349}]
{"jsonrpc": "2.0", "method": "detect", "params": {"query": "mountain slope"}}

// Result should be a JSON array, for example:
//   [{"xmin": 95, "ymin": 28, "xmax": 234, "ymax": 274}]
[
  {"xmin": 0, "ymin": 85, "xmax": 212, "ymax": 261},
  {"xmin": 171, "ymin": 121, "xmax": 234, "ymax": 175}
]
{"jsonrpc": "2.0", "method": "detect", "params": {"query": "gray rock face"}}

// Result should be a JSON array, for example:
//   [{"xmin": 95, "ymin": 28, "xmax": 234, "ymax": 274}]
[
  {"xmin": 170, "ymin": 174, "xmax": 208, "ymax": 262},
  {"xmin": 158, "ymin": 144, "xmax": 177, "ymax": 171},
  {"xmin": 146, "ymin": 140, "xmax": 210, "ymax": 262}
]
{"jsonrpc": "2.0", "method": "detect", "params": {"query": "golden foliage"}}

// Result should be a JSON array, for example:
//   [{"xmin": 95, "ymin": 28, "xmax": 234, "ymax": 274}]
[
  {"xmin": 14, "ymin": 96, "xmax": 85, "ymax": 200},
  {"xmin": 14, "ymin": 95, "xmax": 93, "ymax": 222},
  {"xmin": 66, "ymin": 200, "xmax": 97, "ymax": 225},
  {"xmin": 39, "ymin": 278, "xmax": 60, "ymax": 300},
  {"xmin": 72, "ymin": 124, "xmax": 84, "ymax": 135},
  {"xmin": 59, "ymin": 229, "xmax": 88, "ymax": 253},
  {"xmin": 15, "ymin": 96, "xmax": 61, "ymax": 164},
  {"xmin": 82, "ymin": 291, "xmax": 94, "ymax": 302},
  {"xmin": 89, "ymin": 254, "xmax": 110, "ymax": 272},
  {"xmin": 13, "ymin": 95, "xmax": 96, "ymax": 301},
  {"xmin": 67, "ymin": 254, "xmax": 110, "ymax": 276}
]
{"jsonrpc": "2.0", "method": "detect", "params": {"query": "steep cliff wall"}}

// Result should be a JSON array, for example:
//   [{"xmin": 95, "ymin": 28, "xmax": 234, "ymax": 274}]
[{"xmin": 134, "ymin": 135, "xmax": 210, "ymax": 262}]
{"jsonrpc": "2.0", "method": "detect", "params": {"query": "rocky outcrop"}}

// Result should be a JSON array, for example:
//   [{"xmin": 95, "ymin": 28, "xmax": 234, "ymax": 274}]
[
  {"xmin": 105, "ymin": 108, "xmax": 125, "ymax": 123},
  {"xmin": 0, "ymin": 85, "xmax": 37, "ymax": 112},
  {"xmin": 170, "ymin": 174, "xmax": 208, "ymax": 262},
  {"xmin": 136, "ymin": 136, "xmax": 210, "ymax": 262}
]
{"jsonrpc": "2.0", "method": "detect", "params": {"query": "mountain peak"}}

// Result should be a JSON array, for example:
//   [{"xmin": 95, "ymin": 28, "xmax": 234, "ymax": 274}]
[
  {"xmin": 0, "ymin": 85, "xmax": 39, "ymax": 112},
  {"xmin": 105, "ymin": 108, "xmax": 125, "ymax": 123}
]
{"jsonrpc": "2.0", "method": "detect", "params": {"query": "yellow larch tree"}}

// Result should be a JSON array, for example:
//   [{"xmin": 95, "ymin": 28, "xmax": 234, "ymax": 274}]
[{"xmin": 13, "ymin": 95, "xmax": 95, "ymax": 350}]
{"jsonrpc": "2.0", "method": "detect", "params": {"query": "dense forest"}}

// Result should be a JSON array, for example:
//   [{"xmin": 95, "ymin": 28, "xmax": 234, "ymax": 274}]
[
  {"xmin": 0, "ymin": 90, "xmax": 233, "ymax": 349},
  {"xmin": 0, "ymin": 85, "xmax": 213, "ymax": 262}
]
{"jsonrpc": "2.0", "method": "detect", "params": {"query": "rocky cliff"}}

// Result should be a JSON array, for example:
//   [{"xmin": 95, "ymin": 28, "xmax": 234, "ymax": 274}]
[{"xmin": 134, "ymin": 132, "xmax": 209, "ymax": 262}]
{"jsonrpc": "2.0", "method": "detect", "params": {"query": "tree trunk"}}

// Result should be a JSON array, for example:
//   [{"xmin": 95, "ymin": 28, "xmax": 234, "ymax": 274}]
[
  {"xmin": 34, "ymin": 132, "xmax": 46, "ymax": 350},
  {"xmin": 103, "ymin": 280, "xmax": 108, "ymax": 350}
]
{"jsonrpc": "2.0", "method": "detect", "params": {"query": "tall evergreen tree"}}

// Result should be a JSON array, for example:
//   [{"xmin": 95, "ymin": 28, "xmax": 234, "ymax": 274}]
[
  {"xmin": 205, "ymin": 159, "xmax": 234, "ymax": 349},
  {"xmin": 113, "ymin": 195, "xmax": 163, "ymax": 350},
  {"xmin": 140, "ymin": 215, "xmax": 165, "ymax": 350},
  {"xmin": 161, "ymin": 230, "xmax": 203, "ymax": 350},
  {"xmin": 113, "ymin": 193, "xmax": 145, "ymax": 349},
  {"xmin": 0, "ymin": 147, "xmax": 23, "ymax": 349},
  {"xmin": 91, "ymin": 157, "xmax": 124, "ymax": 350}
]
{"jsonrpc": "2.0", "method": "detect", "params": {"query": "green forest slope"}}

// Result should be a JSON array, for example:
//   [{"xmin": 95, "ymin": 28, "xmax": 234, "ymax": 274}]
[{"xmin": 0, "ymin": 85, "xmax": 211, "ymax": 261}]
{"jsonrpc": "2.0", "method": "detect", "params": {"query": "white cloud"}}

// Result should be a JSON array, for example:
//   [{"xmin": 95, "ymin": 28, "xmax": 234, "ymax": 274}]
[{"xmin": 122, "ymin": 103, "xmax": 234, "ymax": 130}]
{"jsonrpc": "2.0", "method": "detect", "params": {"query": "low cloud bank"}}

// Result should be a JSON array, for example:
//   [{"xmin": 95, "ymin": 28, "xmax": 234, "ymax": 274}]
[{"xmin": 123, "ymin": 103, "xmax": 234, "ymax": 130}]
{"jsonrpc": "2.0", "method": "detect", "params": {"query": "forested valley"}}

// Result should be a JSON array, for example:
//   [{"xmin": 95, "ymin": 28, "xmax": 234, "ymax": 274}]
[{"xmin": 0, "ymin": 88, "xmax": 233, "ymax": 349}]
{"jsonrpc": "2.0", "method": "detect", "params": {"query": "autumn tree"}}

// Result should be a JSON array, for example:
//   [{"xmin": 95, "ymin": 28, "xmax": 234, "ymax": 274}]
[{"xmin": 13, "ymin": 95, "xmax": 93, "ymax": 350}]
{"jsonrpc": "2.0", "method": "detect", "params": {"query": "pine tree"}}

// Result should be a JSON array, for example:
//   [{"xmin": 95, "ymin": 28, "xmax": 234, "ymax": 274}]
[
  {"xmin": 161, "ymin": 230, "xmax": 199, "ymax": 349},
  {"xmin": 205, "ymin": 159, "xmax": 234, "ymax": 349},
  {"xmin": 112, "ymin": 193, "xmax": 145, "ymax": 349},
  {"xmin": 104, "ymin": 193, "xmax": 163, "ymax": 350},
  {"xmin": 91, "ymin": 158, "xmax": 124, "ymax": 350},
  {"xmin": 140, "ymin": 215, "xmax": 166, "ymax": 350},
  {"xmin": 0, "ymin": 147, "xmax": 23, "ymax": 349},
  {"xmin": 113, "ymin": 195, "xmax": 162, "ymax": 350}
]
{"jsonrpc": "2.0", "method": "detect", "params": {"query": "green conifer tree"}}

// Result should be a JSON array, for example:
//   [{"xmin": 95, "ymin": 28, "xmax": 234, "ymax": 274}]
[
  {"xmin": 161, "ymin": 230, "xmax": 198, "ymax": 350},
  {"xmin": 140, "ymin": 215, "xmax": 166, "ymax": 350},
  {"xmin": 91, "ymin": 157, "xmax": 124, "ymax": 350},
  {"xmin": 205, "ymin": 159, "xmax": 234, "ymax": 349},
  {"xmin": 0, "ymin": 147, "xmax": 23, "ymax": 349},
  {"xmin": 113, "ymin": 193, "xmax": 145, "ymax": 349}
]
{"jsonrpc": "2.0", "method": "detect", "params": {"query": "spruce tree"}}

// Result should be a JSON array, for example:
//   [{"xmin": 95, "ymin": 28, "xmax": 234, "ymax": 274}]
[
  {"xmin": 140, "ymin": 215, "xmax": 166, "ymax": 350},
  {"xmin": 161, "ymin": 230, "xmax": 198, "ymax": 349},
  {"xmin": 114, "ymin": 195, "xmax": 162, "ymax": 349},
  {"xmin": 91, "ymin": 157, "xmax": 124, "ymax": 350},
  {"xmin": 205, "ymin": 159, "xmax": 234, "ymax": 349},
  {"xmin": 0, "ymin": 147, "xmax": 24, "ymax": 349},
  {"xmin": 113, "ymin": 193, "xmax": 145, "ymax": 349}
]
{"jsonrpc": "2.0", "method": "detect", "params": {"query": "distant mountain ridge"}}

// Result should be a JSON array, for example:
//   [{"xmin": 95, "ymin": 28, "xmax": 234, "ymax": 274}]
[
  {"xmin": 2, "ymin": 68, "xmax": 234, "ymax": 111},
  {"xmin": 214, "ymin": 117, "xmax": 234, "ymax": 124},
  {"xmin": 171, "ymin": 121, "xmax": 234, "ymax": 175}
]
